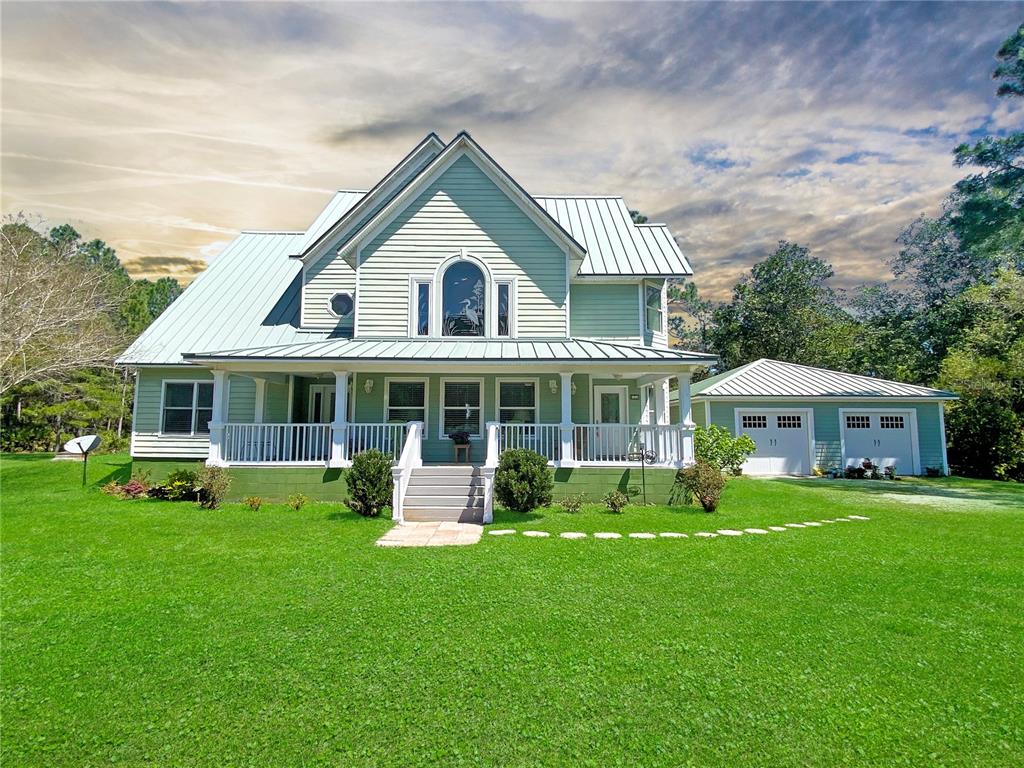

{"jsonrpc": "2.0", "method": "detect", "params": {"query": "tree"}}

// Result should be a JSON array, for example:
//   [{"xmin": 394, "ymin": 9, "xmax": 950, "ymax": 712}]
[
  {"xmin": 667, "ymin": 281, "xmax": 714, "ymax": 352},
  {"xmin": 629, "ymin": 209, "xmax": 648, "ymax": 224},
  {"xmin": 706, "ymin": 241, "xmax": 852, "ymax": 370},
  {"xmin": 0, "ymin": 217, "xmax": 125, "ymax": 396},
  {"xmin": 939, "ymin": 270, "xmax": 1024, "ymax": 480}
]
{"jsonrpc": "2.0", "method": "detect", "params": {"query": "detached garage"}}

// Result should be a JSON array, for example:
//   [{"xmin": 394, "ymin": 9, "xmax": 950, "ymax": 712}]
[{"xmin": 676, "ymin": 359, "xmax": 957, "ymax": 476}]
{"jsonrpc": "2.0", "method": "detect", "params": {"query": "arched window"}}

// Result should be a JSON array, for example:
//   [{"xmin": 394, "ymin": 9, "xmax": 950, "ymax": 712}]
[{"xmin": 441, "ymin": 261, "xmax": 486, "ymax": 336}]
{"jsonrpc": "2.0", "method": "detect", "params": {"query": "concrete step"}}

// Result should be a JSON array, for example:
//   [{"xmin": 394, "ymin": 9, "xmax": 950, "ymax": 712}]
[
  {"xmin": 404, "ymin": 495, "xmax": 484, "ymax": 508},
  {"xmin": 407, "ymin": 474, "xmax": 485, "ymax": 487},
  {"xmin": 411, "ymin": 466, "xmax": 482, "ymax": 477},
  {"xmin": 404, "ymin": 507, "xmax": 484, "ymax": 523},
  {"xmin": 403, "ymin": 487, "xmax": 483, "ymax": 499}
]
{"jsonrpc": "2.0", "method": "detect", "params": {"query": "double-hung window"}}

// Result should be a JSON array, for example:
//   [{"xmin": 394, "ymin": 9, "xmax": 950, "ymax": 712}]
[
  {"xmin": 442, "ymin": 380, "xmax": 482, "ymax": 438},
  {"xmin": 644, "ymin": 280, "xmax": 664, "ymax": 334},
  {"xmin": 386, "ymin": 380, "xmax": 426, "ymax": 425},
  {"xmin": 162, "ymin": 381, "xmax": 214, "ymax": 435},
  {"xmin": 411, "ymin": 280, "xmax": 432, "ymax": 336},
  {"xmin": 498, "ymin": 381, "xmax": 536, "ymax": 424}
]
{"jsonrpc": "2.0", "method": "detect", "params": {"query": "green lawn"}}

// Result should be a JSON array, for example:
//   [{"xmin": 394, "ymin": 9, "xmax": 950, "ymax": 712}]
[{"xmin": 3, "ymin": 454, "xmax": 1023, "ymax": 767}]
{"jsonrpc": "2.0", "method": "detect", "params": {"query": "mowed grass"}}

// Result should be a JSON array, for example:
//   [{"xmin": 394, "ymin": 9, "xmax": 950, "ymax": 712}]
[{"xmin": 2, "ymin": 455, "xmax": 1023, "ymax": 767}]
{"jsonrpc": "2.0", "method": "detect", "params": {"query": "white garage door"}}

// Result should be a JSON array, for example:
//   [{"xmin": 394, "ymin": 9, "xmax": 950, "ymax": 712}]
[
  {"xmin": 736, "ymin": 410, "xmax": 811, "ymax": 475},
  {"xmin": 841, "ymin": 410, "xmax": 916, "ymax": 474}
]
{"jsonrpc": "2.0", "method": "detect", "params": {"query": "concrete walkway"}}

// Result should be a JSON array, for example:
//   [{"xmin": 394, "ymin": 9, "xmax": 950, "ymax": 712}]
[{"xmin": 376, "ymin": 521, "xmax": 483, "ymax": 548}]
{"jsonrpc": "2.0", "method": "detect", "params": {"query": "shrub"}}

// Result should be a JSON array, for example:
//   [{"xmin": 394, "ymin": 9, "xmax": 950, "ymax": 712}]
[
  {"xmin": 243, "ymin": 496, "xmax": 263, "ymax": 511},
  {"xmin": 493, "ymin": 449, "xmax": 553, "ymax": 513},
  {"xmin": 195, "ymin": 465, "xmax": 231, "ymax": 509},
  {"xmin": 345, "ymin": 449, "xmax": 393, "ymax": 517},
  {"xmin": 286, "ymin": 493, "xmax": 309, "ymax": 511},
  {"xmin": 118, "ymin": 478, "xmax": 149, "ymax": 499},
  {"xmin": 695, "ymin": 425, "xmax": 756, "ymax": 475},
  {"xmin": 560, "ymin": 493, "xmax": 587, "ymax": 514},
  {"xmin": 925, "ymin": 466, "xmax": 945, "ymax": 478},
  {"xmin": 101, "ymin": 480, "xmax": 124, "ymax": 497},
  {"xmin": 603, "ymin": 490, "xmax": 628, "ymax": 514},
  {"xmin": 151, "ymin": 468, "xmax": 199, "ymax": 501},
  {"xmin": 679, "ymin": 460, "xmax": 726, "ymax": 513}
]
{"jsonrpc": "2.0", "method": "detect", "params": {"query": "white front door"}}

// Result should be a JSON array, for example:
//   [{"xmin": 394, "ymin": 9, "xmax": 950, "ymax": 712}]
[
  {"xmin": 842, "ymin": 410, "xmax": 916, "ymax": 474},
  {"xmin": 308, "ymin": 385, "xmax": 336, "ymax": 423},
  {"xmin": 594, "ymin": 385, "xmax": 629, "ymax": 459},
  {"xmin": 736, "ymin": 409, "xmax": 812, "ymax": 475}
]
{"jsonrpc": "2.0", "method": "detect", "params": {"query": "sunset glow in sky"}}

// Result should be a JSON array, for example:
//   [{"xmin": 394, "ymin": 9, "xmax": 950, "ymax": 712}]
[{"xmin": 2, "ymin": 1, "xmax": 1022, "ymax": 298}]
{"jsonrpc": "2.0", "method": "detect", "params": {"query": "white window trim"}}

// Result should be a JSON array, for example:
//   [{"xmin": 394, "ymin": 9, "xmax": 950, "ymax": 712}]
[
  {"xmin": 591, "ymin": 384, "xmax": 629, "ymax": 424},
  {"xmin": 643, "ymin": 279, "xmax": 665, "ymax": 335},
  {"xmin": 495, "ymin": 377, "xmax": 539, "ymax": 424},
  {"xmin": 326, "ymin": 290, "xmax": 355, "ymax": 319},
  {"xmin": 384, "ymin": 377, "xmax": 429, "ymax": 429},
  {"xmin": 158, "ymin": 379, "xmax": 215, "ymax": 437},
  {"xmin": 434, "ymin": 250, "xmax": 493, "ymax": 339},
  {"xmin": 408, "ymin": 277, "xmax": 434, "ymax": 337},
  {"xmin": 439, "ymin": 377, "xmax": 485, "ymax": 440},
  {"xmin": 838, "ymin": 407, "xmax": 921, "ymax": 475}
]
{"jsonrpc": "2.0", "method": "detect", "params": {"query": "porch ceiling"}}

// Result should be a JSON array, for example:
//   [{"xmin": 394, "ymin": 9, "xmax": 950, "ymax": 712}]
[{"xmin": 182, "ymin": 337, "xmax": 716, "ymax": 370}]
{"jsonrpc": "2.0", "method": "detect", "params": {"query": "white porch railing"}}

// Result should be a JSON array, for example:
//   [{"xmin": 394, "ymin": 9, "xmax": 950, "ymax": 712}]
[
  {"xmin": 497, "ymin": 423, "xmax": 562, "ymax": 464},
  {"xmin": 573, "ymin": 423, "xmax": 688, "ymax": 466},
  {"xmin": 391, "ymin": 421, "xmax": 424, "ymax": 523},
  {"xmin": 223, "ymin": 423, "xmax": 331, "ymax": 464},
  {"xmin": 347, "ymin": 423, "xmax": 407, "ymax": 463}
]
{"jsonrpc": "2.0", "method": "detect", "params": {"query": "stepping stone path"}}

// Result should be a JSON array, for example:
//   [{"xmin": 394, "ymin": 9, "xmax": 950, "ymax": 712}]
[{"xmin": 383, "ymin": 515, "xmax": 872, "ymax": 548}]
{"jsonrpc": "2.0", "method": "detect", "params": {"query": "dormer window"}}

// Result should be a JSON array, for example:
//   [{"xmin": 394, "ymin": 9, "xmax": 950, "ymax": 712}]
[
  {"xmin": 441, "ymin": 261, "xmax": 485, "ymax": 337},
  {"xmin": 328, "ymin": 292, "xmax": 354, "ymax": 318}
]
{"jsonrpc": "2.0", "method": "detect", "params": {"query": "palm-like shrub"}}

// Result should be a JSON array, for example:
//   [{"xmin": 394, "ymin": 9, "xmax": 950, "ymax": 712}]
[
  {"xmin": 493, "ymin": 449, "xmax": 553, "ymax": 513},
  {"xmin": 346, "ymin": 449, "xmax": 393, "ymax": 517}
]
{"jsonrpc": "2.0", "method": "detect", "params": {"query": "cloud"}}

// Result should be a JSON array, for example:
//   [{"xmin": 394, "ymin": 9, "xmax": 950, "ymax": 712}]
[{"xmin": 2, "ymin": 1, "xmax": 1022, "ymax": 300}]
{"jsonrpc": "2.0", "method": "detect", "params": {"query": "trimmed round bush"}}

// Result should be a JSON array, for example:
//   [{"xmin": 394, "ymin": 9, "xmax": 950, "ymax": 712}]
[
  {"xmin": 493, "ymin": 449, "xmax": 553, "ymax": 513},
  {"xmin": 346, "ymin": 449, "xmax": 393, "ymax": 517}
]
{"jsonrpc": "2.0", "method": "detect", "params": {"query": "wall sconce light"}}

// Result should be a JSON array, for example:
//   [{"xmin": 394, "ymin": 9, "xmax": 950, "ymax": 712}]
[
  {"xmin": 571, "ymin": 382, "xmax": 577, "ymax": 396},
  {"xmin": 363, "ymin": 378, "xmax": 374, "ymax": 394},
  {"xmin": 548, "ymin": 379, "xmax": 558, "ymax": 395}
]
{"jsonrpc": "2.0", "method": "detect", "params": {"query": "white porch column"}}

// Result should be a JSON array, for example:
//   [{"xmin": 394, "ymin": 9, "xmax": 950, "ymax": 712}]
[
  {"xmin": 558, "ymin": 372, "xmax": 575, "ymax": 467},
  {"xmin": 206, "ymin": 369, "xmax": 229, "ymax": 467},
  {"xmin": 655, "ymin": 379, "xmax": 670, "ymax": 425},
  {"xmin": 677, "ymin": 373, "xmax": 695, "ymax": 466},
  {"xmin": 253, "ymin": 379, "xmax": 266, "ymax": 424},
  {"xmin": 330, "ymin": 371, "xmax": 349, "ymax": 468}
]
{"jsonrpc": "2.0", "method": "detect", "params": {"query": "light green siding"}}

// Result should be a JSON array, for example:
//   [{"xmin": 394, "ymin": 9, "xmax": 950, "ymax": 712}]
[
  {"xmin": 132, "ymin": 367, "xmax": 213, "ymax": 459},
  {"xmin": 570, "ymin": 283, "xmax": 640, "ymax": 341},
  {"xmin": 356, "ymin": 155, "xmax": 568, "ymax": 338},
  {"xmin": 697, "ymin": 399, "xmax": 948, "ymax": 475},
  {"xmin": 263, "ymin": 381, "xmax": 289, "ymax": 422},
  {"xmin": 227, "ymin": 375, "xmax": 255, "ymax": 422}
]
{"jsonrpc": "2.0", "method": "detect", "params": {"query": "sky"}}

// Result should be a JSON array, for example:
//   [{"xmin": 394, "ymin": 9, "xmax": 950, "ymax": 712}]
[{"xmin": 2, "ymin": 1, "xmax": 1022, "ymax": 300}]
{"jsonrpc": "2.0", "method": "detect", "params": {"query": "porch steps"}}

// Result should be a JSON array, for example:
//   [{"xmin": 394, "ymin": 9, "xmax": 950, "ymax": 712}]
[{"xmin": 403, "ymin": 466, "xmax": 485, "ymax": 524}]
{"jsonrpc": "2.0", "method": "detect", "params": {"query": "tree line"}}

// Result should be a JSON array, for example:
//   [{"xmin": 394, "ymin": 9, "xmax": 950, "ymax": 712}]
[
  {"xmin": 669, "ymin": 24, "xmax": 1024, "ymax": 481},
  {"xmin": 1, "ymin": 217, "xmax": 182, "ymax": 453}
]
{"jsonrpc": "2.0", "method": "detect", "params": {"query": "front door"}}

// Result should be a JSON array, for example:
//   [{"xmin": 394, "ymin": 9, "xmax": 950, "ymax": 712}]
[
  {"xmin": 594, "ymin": 385, "xmax": 629, "ymax": 459},
  {"xmin": 308, "ymin": 385, "xmax": 336, "ymax": 423}
]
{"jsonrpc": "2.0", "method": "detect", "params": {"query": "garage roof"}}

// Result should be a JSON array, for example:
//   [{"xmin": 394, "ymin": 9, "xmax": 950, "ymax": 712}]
[{"xmin": 689, "ymin": 359, "xmax": 957, "ymax": 400}]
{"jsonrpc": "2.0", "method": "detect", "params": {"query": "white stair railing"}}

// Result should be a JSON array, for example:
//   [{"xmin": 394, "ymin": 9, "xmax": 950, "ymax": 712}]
[{"xmin": 391, "ymin": 421, "xmax": 424, "ymax": 523}]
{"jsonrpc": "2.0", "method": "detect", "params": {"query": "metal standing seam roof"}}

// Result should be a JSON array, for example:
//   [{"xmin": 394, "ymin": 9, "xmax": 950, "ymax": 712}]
[
  {"xmin": 291, "ymin": 190, "xmax": 366, "ymax": 255},
  {"xmin": 535, "ymin": 196, "xmax": 693, "ymax": 277},
  {"xmin": 182, "ymin": 337, "xmax": 716, "ymax": 364},
  {"xmin": 686, "ymin": 359, "xmax": 957, "ymax": 399},
  {"xmin": 116, "ymin": 232, "xmax": 335, "ymax": 365}
]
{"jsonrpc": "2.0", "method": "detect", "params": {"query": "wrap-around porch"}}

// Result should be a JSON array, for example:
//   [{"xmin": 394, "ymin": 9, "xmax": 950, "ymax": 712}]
[{"xmin": 204, "ymin": 370, "xmax": 698, "ymax": 470}]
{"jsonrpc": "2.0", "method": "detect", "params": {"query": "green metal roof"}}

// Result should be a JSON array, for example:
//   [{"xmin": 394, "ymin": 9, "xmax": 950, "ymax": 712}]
[{"xmin": 183, "ymin": 337, "xmax": 716, "ymax": 365}]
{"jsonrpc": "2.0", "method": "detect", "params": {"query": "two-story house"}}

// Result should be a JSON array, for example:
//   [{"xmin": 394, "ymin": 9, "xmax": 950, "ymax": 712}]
[{"xmin": 119, "ymin": 131, "xmax": 717, "ymax": 521}]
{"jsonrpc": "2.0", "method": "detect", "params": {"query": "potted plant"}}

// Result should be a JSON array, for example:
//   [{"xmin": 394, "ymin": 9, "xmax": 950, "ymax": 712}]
[{"xmin": 448, "ymin": 431, "xmax": 471, "ymax": 445}]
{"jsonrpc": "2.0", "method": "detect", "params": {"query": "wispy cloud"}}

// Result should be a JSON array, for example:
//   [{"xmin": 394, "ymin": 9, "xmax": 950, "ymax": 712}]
[{"xmin": 2, "ymin": 1, "xmax": 1021, "ymax": 294}]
